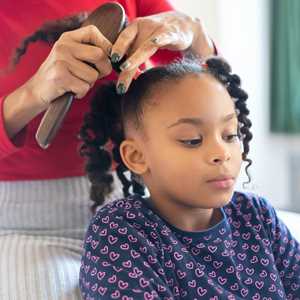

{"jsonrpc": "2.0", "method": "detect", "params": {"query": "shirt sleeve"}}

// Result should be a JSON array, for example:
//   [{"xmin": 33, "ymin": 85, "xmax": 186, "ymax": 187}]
[
  {"xmin": 79, "ymin": 212, "xmax": 174, "ymax": 300},
  {"xmin": 0, "ymin": 95, "xmax": 27, "ymax": 160},
  {"xmin": 136, "ymin": 0, "xmax": 174, "ymax": 17},
  {"xmin": 259, "ymin": 197, "xmax": 300, "ymax": 298}
]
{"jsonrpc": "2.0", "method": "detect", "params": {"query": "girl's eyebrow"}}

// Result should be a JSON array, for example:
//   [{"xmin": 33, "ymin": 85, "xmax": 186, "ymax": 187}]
[{"xmin": 167, "ymin": 113, "xmax": 237, "ymax": 129}]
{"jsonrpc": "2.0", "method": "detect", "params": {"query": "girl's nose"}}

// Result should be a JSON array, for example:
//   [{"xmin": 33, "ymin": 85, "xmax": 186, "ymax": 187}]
[{"xmin": 207, "ymin": 141, "xmax": 231, "ymax": 165}]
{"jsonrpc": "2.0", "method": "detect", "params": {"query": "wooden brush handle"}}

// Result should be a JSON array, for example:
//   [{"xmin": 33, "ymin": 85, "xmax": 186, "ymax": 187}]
[{"xmin": 35, "ymin": 2, "xmax": 126, "ymax": 149}]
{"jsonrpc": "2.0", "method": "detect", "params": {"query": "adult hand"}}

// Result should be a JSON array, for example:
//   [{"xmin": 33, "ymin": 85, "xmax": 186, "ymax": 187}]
[
  {"xmin": 25, "ymin": 25, "xmax": 113, "ymax": 109},
  {"xmin": 111, "ymin": 11, "xmax": 215, "ymax": 94}
]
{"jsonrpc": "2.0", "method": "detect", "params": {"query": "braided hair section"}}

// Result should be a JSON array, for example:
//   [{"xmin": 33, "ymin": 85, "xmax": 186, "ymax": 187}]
[
  {"xmin": 206, "ymin": 58, "xmax": 253, "ymax": 181},
  {"xmin": 79, "ymin": 82, "xmax": 145, "ymax": 213}
]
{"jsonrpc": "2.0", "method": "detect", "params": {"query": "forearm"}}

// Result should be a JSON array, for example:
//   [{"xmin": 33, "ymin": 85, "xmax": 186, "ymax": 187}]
[{"xmin": 3, "ymin": 83, "xmax": 48, "ymax": 139}]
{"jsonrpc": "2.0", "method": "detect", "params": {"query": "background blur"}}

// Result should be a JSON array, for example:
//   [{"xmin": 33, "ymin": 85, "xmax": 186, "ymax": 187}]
[{"xmin": 172, "ymin": 0, "xmax": 300, "ymax": 212}]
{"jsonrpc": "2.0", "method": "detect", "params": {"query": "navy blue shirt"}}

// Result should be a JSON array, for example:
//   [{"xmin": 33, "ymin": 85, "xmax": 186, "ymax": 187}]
[{"xmin": 79, "ymin": 192, "xmax": 300, "ymax": 299}]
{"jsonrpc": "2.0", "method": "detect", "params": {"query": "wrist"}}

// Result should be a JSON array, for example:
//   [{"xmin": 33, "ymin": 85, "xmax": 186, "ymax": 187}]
[
  {"xmin": 189, "ymin": 17, "xmax": 215, "ymax": 59},
  {"xmin": 23, "ymin": 79, "xmax": 49, "ymax": 113},
  {"xmin": 3, "ymin": 84, "xmax": 46, "ymax": 139}
]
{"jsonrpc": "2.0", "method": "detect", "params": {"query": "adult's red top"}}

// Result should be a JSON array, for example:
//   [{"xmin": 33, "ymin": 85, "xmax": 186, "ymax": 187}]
[{"xmin": 0, "ymin": 0, "xmax": 180, "ymax": 180}]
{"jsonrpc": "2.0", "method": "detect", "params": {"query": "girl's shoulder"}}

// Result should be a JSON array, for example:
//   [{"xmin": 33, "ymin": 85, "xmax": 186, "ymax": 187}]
[
  {"xmin": 225, "ymin": 191, "xmax": 278, "ymax": 230},
  {"xmin": 229, "ymin": 191, "xmax": 274, "ymax": 215},
  {"xmin": 92, "ymin": 195, "xmax": 148, "ymax": 223},
  {"xmin": 84, "ymin": 195, "xmax": 165, "ymax": 255},
  {"xmin": 88, "ymin": 195, "xmax": 161, "ymax": 237}
]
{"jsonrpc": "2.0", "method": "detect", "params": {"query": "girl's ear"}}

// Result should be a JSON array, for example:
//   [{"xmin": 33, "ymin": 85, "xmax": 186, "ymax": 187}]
[{"xmin": 119, "ymin": 139, "xmax": 148, "ymax": 175}]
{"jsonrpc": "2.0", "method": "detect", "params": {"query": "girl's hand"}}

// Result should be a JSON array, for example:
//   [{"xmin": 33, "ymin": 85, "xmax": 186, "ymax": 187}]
[
  {"xmin": 25, "ymin": 25, "xmax": 113, "ymax": 109},
  {"xmin": 111, "ymin": 11, "xmax": 215, "ymax": 94}
]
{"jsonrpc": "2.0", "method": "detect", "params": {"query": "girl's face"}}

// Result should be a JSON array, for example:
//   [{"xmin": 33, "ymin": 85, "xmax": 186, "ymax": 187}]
[{"xmin": 139, "ymin": 73, "xmax": 243, "ymax": 210}]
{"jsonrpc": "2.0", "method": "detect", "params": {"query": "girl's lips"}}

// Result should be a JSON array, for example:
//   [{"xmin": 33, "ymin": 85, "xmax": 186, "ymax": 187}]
[{"xmin": 207, "ymin": 177, "xmax": 235, "ymax": 189}]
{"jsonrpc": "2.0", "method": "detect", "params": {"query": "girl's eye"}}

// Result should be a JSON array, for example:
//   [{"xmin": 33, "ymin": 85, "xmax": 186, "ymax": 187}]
[
  {"xmin": 179, "ymin": 138, "xmax": 202, "ymax": 147},
  {"xmin": 224, "ymin": 134, "xmax": 240, "ymax": 142}
]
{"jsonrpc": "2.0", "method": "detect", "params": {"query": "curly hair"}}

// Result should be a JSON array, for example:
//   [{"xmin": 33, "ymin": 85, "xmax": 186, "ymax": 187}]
[
  {"xmin": 9, "ymin": 11, "xmax": 128, "ymax": 73},
  {"xmin": 79, "ymin": 56, "xmax": 253, "ymax": 213},
  {"xmin": 10, "ymin": 12, "xmax": 88, "ymax": 67}
]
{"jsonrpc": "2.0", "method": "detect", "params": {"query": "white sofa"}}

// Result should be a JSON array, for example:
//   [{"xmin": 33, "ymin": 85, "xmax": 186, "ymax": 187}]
[{"xmin": 277, "ymin": 209, "xmax": 300, "ymax": 242}]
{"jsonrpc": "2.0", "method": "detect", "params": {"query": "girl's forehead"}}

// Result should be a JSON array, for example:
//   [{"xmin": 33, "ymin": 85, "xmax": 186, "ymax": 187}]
[
  {"xmin": 148, "ymin": 74, "xmax": 227, "ymax": 104},
  {"xmin": 124, "ymin": 74, "xmax": 237, "ymax": 139},
  {"xmin": 143, "ymin": 74, "xmax": 234, "ymax": 123}
]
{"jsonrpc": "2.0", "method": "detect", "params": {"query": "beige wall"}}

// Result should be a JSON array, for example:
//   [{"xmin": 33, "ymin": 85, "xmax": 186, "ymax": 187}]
[{"xmin": 171, "ymin": 0, "xmax": 219, "ymax": 44}]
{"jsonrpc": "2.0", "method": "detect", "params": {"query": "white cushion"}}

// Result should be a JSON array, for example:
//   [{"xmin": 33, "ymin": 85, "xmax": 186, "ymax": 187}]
[{"xmin": 276, "ymin": 209, "xmax": 300, "ymax": 242}]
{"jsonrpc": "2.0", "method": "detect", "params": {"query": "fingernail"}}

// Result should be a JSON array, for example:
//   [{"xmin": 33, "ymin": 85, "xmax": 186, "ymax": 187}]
[
  {"xmin": 120, "ymin": 61, "xmax": 131, "ymax": 71},
  {"xmin": 116, "ymin": 83, "xmax": 126, "ymax": 94},
  {"xmin": 111, "ymin": 53, "xmax": 121, "ymax": 63}
]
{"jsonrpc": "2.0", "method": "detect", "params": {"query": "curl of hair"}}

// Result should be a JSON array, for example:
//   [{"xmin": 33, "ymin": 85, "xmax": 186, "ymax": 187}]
[
  {"xmin": 206, "ymin": 58, "xmax": 253, "ymax": 182},
  {"xmin": 79, "ymin": 82, "xmax": 146, "ymax": 213},
  {"xmin": 11, "ymin": 12, "xmax": 88, "ymax": 67}
]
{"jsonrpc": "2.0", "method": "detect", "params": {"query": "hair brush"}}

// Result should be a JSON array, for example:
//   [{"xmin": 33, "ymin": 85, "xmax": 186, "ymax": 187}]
[{"xmin": 35, "ymin": 2, "xmax": 126, "ymax": 149}]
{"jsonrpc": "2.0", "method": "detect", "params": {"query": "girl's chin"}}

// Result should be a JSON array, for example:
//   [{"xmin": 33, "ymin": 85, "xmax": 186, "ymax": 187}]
[{"xmin": 202, "ymin": 191, "xmax": 234, "ymax": 208}]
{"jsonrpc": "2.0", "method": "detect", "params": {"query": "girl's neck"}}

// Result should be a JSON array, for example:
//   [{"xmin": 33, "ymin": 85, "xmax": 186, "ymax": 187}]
[{"xmin": 145, "ymin": 195, "xmax": 223, "ymax": 232}]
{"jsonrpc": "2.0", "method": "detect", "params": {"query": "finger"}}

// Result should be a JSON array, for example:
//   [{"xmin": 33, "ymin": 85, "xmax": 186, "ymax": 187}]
[
  {"xmin": 93, "ymin": 58, "xmax": 113, "ymax": 79},
  {"xmin": 67, "ymin": 58, "xmax": 99, "ymax": 86},
  {"xmin": 149, "ymin": 31, "xmax": 182, "ymax": 49},
  {"xmin": 116, "ymin": 67, "xmax": 141, "ymax": 94},
  {"xmin": 57, "ymin": 68, "xmax": 91, "ymax": 99},
  {"xmin": 151, "ymin": 29, "xmax": 193, "ymax": 51},
  {"xmin": 66, "ymin": 42, "xmax": 112, "ymax": 76},
  {"xmin": 117, "ymin": 37, "xmax": 159, "ymax": 74},
  {"xmin": 110, "ymin": 22, "xmax": 138, "ymax": 63},
  {"xmin": 61, "ymin": 25, "xmax": 113, "ymax": 56},
  {"xmin": 68, "ymin": 78, "xmax": 91, "ymax": 99},
  {"xmin": 151, "ymin": 34, "xmax": 175, "ymax": 47},
  {"xmin": 51, "ymin": 42, "xmax": 111, "ymax": 78},
  {"xmin": 117, "ymin": 27, "xmax": 185, "ymax": 74},
  {"xmin": 70, "ymin": 43, "xmax": 107, "ymax": 67}
]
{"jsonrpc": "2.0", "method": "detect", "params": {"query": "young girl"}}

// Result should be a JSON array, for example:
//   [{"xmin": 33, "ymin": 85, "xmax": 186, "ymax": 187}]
[{"xmin": 78, "ymin": 57, "xmax": 300, "ymax": 300}]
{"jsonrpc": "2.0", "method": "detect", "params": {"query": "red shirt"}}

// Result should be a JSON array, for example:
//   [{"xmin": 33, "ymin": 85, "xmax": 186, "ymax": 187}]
[{"xmin": 0, "ymin": 0, "xmax": 180, "ymax": 180}]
